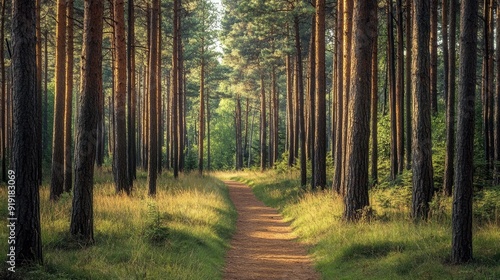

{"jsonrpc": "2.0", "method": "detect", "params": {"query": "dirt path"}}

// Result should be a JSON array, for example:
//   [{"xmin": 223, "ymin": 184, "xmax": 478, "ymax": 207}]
[{"xmin": 223, "ymin": 181, "xmax": 320, "ymax": 280}]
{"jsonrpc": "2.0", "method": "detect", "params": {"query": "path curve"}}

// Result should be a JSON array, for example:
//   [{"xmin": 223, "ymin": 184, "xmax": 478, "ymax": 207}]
[{"xmin": 223, "ymin": 181, "xmax": 319, "ymax": 280}]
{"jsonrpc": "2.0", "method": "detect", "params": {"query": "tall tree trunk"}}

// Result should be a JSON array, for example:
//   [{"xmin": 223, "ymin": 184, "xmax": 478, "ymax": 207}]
[
  {"xmin": 442, "ymin": 0, "xmax": 449, "ymax": 107},
  {"xmin": 236, "ymin": 95, "xmax": 243, "ymax": 170},
  {"xmin": 113, "ymin": 0, "xmax": 130, "ymax": 194},
  {"xmin": 50, "ymin": 0, "xmax": 67, "ymax": 200},
  {"xmin": 405, "ymin": 0, "xmax": 412, "ymax": 170},
  {"xmin": 308, "ymin": 13, "xmax": 316, "ymax": 187},
  {"xmin": 340, "ymin": 0, "xmax": 353, "ymax": 196},
  {"xmin": 0, "ymin": 0, "xmax": 6, "ymax": 183},
  {"xmin": 172, "ymin": 0, "xmax": 179, "ymax": 178},
  {"xmin": 411, "ymin": 0, "xmax": 434, "ymax": 221},
  {"xmin": 70, "ymin": 0, "xmax": 103, "ymax": 244},
  {"xmin": 199, "ymin": 45, "xmax": 205, "ymax": 175},
  {"xmin": 452, "ymin": 0, "xmax": 477, "ymax": 264},
  {"xmin": 127, "ymin": 0, "xmax": 136, "ymax": 184},
  {"xmin": 371, "ymin": 6, "xmax": 378, "ymax": 186},
  {"xmin": 293, "ymin": 13, "xmax": 306, "ymax": 187},
  {"xmin": 396, "ymin": 0, "xmax": 404, "ymax": 174},
  {"xmin": 495, "ymin": 1, "xmax": 500, "ymax": 185},
  {"xmin": 314, "ymin": 0, "xmax": 326, "ymax": 190},
  {"xmin": 343, "ymin": 0, "xmax": 377, "ymax": 222},
  {"xmin": 430, "ymin": 0, "xmax": 438, "ymax": 114},
  {"xmin": 157, "ymin": 8, "xmax": 162, "ymax": 174},
  {"xmin": 388, "ymin": 0, "xmax": 398, "ymax": 180},
  {"xmin": 286, "ymin": 53, "xmax": 294, "ymax": 166},
  {"xmin": 64, "ymin": 0, "xmax": 74, "ymax": 193},
  {"xmin": 272, "ymin": 66, "xmax": 279, "ymax": 164},
  {"xmin": 148, "ymin": 0, "xmax": 159, "ymax": 196},
  {"xmin": 36, "ymin": 0, "xmax": 42, "ymax": 185},
  {"xmin": 332, "ymin": 0, "xmax": 344, "ymax": 193},
  {"xmin": 11, "ymin": 0, "xmax": 43, "ymax": 263},
  {"xmin": 444, "ymin": 0, "xmax": 457, "ymax": 195},
  {"xmin": 260, "ymin": 74, "xmax": 267, "ymax": 171}
]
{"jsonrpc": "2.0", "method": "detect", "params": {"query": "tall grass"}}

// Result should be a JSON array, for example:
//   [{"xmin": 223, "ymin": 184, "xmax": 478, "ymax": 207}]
[
  {"xmin": 0, "ymin": 170, "xmax": 236, "ymax": 280},
  {"xmin": 225, "ymin": 170, "xmax": 500, "ymax": 279}
]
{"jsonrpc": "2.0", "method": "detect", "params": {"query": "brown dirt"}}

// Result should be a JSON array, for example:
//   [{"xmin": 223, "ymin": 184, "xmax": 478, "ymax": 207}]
[{"xmin": 223, "ymin": 181, "xmax": 320, "ymax": 280}]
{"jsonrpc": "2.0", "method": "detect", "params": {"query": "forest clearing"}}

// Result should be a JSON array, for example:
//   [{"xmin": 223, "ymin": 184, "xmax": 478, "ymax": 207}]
[{"xmin": 1, "ymin": 0, "xmax": 500, "ymax": 279}]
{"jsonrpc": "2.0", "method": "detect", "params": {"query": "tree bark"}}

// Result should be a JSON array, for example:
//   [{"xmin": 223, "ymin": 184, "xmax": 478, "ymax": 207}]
[
  {"xmin": 172, "ymin": 0, "xmax": 180, "ymax": 178},
  {"xmin": 452, "ymin": 0, "xmax": 477, "ymax": 264},
  {"xmin": 444, "ymin": 0, "xmax": 457, "ymax": 195},
  {"xmin": 411, "ymin": 0, "xmax": 434, "ymax": 222},
  {"xmin": 430, "ymin": 0, "xmax": 438, "ymax": 114},
  {"xmin": 127, "ymin": 0, "xmax": 136, "ymax": 184},
  {"xmin": 0, "ymin": 0, "xmax": 6, "ymax": 183},
  {"xmin": 50, "ymin": 0, "xmax": 67, "ymax": 200},
  {"xmin": 70, "ymin": 0, "xmax": 103, "ymax": 244},
  {"xmin": 405, "ymin": 0, "xmax": 412, "ymax": 170},
  {"xmin": 314, "ymin": 0, "xmax": 326, "ymax": 190},
  {"xmin": 343, "ymin": 0, "xmax": 377, "ymax": 222},
  {"xmin": 113, "ymin": 0, "xmax": 130, "ymax": 194},
  {"xmin": 332, "ymin": 0, "xmax": 344, "ymax": 194},
  {"xmin": 388, "ymin": 0, "xmax": 398, "ymax": 180},
  {"xmin": 11, "ymin": 0, "xmax": 43, "ymax": 264},
  {"xmin": 148, "ymin": 0, "xmax": 159, "ymax": 195},
  {"xmin": 260, "ymin": 74, "xmax": 267, "ymax": 171},
  {"xmin": 370, "ymin": 5, "xmax": 378, "ymax": 186},
  {"xmin": 64, "ymin": 0, "xmax": 74, "ymax": 193},
  {"xmin": 396, "ymin": 0, "xmax": 404, "ymax": 174},
  {"xmin": 199, "ymin": 45, "xmax": 205, "ymax": 174}
]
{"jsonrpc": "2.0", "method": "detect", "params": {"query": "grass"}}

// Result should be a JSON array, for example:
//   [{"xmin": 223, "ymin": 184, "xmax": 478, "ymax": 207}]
[
  {"xmin": 0, "ymin": 169, "xmax": 236, "ymax": 280},
  {"xmin": 224, "ymin": 170, "xmax": 500, "ymax": 280}
]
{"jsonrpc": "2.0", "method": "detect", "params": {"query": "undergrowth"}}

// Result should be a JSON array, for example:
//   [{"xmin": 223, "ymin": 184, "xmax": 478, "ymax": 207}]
[
  {"xmin": 224, "ymin": 170, "xmax": 500, "ymax": 279},
  {"xmin": 0, "ymin": 171, "xmax": 236, "ymax": 280}
]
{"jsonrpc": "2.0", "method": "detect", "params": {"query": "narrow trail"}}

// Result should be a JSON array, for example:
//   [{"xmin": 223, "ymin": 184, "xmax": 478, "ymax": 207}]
[{"xmin": 223, "ymin": 181, "xmax": 319, "ymax": 280}]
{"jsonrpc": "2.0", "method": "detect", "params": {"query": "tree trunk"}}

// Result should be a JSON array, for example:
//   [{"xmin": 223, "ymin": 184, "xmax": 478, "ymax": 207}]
[
  {"xmin": 157, "ymin": 8, "xmax": 162, "ymax": 174},
  {"xmin": 199, "ymin": 46, "xmax": 205, "ymax": 174},
  {"xmin": 36, "ymin": 0, "xmax": 42, "ymax": 185},
  {"xmin": 0, "ymin": 0, "xmax": 6, "ymax": 183},
  {"xmin": 405, "ymin": 0, "xmax": 412, "ymax": 170},
  {"xmin": 444, "ymin": 0, "xmax": 457, "ymax": 195},
  {"xmin": 495, "ymin": 0, "xmax": 500, "ymax": 185},
  {"xmin": 396, "ymin": 0, "xmax": 404, "ymax": 174},
  {"xmin": 70, "ymin": 0, "xmax": 103, "ymax": 244},
  {"xmin": 148, "ymin": 0, "xmax": 159, "ymax": 196},
  {"xmin": 388, "ymin": 0, "xmax": 398, "ymax": 180},
  {"xmin": 11, "ymin": 0, "xmax": 43, "ymax": 264},
  {"xmin": 113, "ymin": 0, "xmax": 130, "ymax": 194},
  {"xmin": 293, "ymin": 13, "xmax": 306, "ymax": 187},
  {"xmin": 50, "ymin": 0, "xmax": 67, "ymax": 200},
  {"xmin": 452, "ymin": 0, "xmax": 477, "ymax": 264},
  {"xmin": 172, "ymin": 0, "xmax": 180, "ymax": 178},
  {"xmin": 430, "ymin": 0, "xmax": 438, "ymax": 114},
  {"xmin": 411, "ymin": 0, "xmax": 434, "ymax": 222},
  {"xmin": 314, "ymin": 0, "xmax": 326, "ymax": 190},
  {"xmin": 127, "ymin": 0, "xmax": 136, "ymax": 184},
  {"xmin": 332, "ymin": 0, "xmax": 344, "ymax": 194},
  {"xmin": 260, "ymin": 74, "xmax": 267, "ymax": 171},
  {"xmin": 371, "ymin": 6, "xmax": 378, "ymax": 186},
  {"xmin": 343, "ymin": 0, "xmax": 377, "ymax": 222},
  {"xmin": 64, "ymin": 0, "xmax": 74, "ymax": 193},
  {"xmin": 286, "ymin": 53, "xmax": 294, "ymax": 166}
]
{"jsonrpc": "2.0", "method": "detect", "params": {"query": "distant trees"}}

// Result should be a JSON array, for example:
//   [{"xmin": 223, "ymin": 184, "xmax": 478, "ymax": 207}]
[{"xmin": 11, "ymin": 0, "xmax": 42, "ymax": 264}]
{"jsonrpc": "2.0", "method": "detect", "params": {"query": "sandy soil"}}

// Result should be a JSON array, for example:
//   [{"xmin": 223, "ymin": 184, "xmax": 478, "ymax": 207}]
[{"xmin": 223, "ymin": 181, "xmax": 320, "ymax": 280}]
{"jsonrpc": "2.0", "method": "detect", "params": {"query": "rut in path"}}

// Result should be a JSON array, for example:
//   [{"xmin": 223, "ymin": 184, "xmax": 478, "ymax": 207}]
[{"xmin": 223, "ymin": 181, "xmax": 319, "ymax": 280}]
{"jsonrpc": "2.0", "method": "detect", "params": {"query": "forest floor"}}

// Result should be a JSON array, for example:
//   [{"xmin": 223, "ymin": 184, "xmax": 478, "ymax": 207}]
[{"xmin": 222, "ymin": 181, "xmax": 319, "ymax": 280}]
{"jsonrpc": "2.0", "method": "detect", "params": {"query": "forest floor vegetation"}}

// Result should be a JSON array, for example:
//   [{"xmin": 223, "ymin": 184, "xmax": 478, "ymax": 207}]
[
  {"xmin": 0, "ymin": 169, "xmax": 236, "ymax": 280},
  {"xmin": 217, "ymin": 170, "xmax": 500, "ymax": 279}
]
